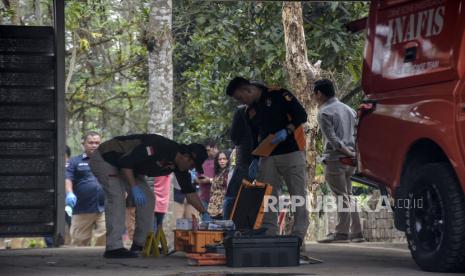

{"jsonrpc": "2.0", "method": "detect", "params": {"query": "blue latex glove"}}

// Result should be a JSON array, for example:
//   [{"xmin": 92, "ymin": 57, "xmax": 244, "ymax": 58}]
[
  {"xmin": 201, "ymin": 212, "xmax": 212, "ymax": 222},
  {"xmin": 131, "ymin": 185, "xmax": 146, "ymax": 206},
  {"xmin": 248, "ymin": 159, "xmax": 258, "ymax": 180},
  {"xmin": 271, "ymin": 129, "xmax": 288, "ymax": 144},
  {"xmin": 65, "ymin": 192, "xmax": 77, "ymax": 208}
]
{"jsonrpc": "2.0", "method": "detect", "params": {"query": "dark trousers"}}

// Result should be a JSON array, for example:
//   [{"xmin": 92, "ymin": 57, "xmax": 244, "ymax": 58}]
[{"xmin": 223, "ymin": 164, "xmax": 249, "ymax": 219}]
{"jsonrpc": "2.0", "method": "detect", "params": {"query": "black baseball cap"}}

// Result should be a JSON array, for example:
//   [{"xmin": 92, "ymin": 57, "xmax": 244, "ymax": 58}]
[{"xmin": 187, "ymin": 143, "xmax": 208, "ymax": 174}]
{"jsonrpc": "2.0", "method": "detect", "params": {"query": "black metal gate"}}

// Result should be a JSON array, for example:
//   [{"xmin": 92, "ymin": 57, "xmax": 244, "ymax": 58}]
[{"xmin": 0, "ymin": 25, "xmax": 64, "ymax": 239}]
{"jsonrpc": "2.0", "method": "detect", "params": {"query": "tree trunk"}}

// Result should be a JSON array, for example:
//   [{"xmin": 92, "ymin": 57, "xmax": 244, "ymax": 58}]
[
  {"xmin": 145, "ymin": 0, "xmax": 175, "ymax": 249},
  {"xmin": 146, "ymin": 0, "xmax": 173, "ymax": 138},
  {"xmin": 282, "ymin": 2, "xmax": 321, "ymax": 240},
  {"xmin": 34, "ymin": 0, "xmax": 42, "ymax": 25},
  {"xmin": 9, "ymin": 0, "xmax": 20, "ymax": 25}
]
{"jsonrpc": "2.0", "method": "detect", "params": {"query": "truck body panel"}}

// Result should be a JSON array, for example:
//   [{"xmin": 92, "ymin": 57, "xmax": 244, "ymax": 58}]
[{"xmin": 359, "ymin": 0, "xmax": 465, "ymax": 195}]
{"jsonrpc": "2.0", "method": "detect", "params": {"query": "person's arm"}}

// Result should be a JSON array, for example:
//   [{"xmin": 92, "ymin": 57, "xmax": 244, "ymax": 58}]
[
  {"xmin": 65, "ymin": 179, "xmax": 73, "ymax": 193},
  {"xmin": 65, "ymin": 159, "xmax": 77, "ymax": 207},
  {"xmin": 230, "ymin": 106, "xmax": 246, "ymax": 145},
  {"xmin": 175, "ymin": 170, "xmax": 207, "ymax": 214},
  {"xmin": 117, "ymin": 144, "xmax": 151, "ymax": 205},
  {"xmin": 121, "ymin": 167, "xmax": 147, "ymax": 206},
  {"xmin": 282, "ymin": 90, "xmax": 308, "ymax": 131},
  {"xmin": 121, "ymin": 168, "xmax": 138, "ymax": 187},
  {"xmin": 65, "ymin": 158, "xmax": 74, "ymax": 192},
  {"xmin": 118, "ymin": 136, "xmax": 178, "ymax": 175},
  {"xmin": 245, "ymin": 107, "xmax": 260, "ymax": 151},
  {"xmin": 185, "ymin": 192, "xmax": 207, "ymax": 213},
  {"xmin": 270, "ymin": 90, "xmax": 307, "ymax": 145},
  {"xmin": 317, "ymin": 112, "xmax": 354, "ymax": 157},
  {"xmin": 338, "ymin": 145, "xmax": 355, "ymax": 157},
  {"xmin": 196, "ymin": 175, "xmax": 212, "ymax": 185}
]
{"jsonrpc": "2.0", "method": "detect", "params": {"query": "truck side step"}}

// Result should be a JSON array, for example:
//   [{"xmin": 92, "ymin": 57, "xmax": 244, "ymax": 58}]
[{"xmin": 351, "ymin": 173, "xmax": 388, "ymax": 196}]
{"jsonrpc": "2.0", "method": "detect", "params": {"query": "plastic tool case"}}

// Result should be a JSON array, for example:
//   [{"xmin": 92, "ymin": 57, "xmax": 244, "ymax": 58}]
[
  {"xmin": 225, "ymin": 180, "xmax": 300, "ymax": 267},
  {"xmin": 224, "ymin": 235, "xmax": 300, "ymax": 267}
]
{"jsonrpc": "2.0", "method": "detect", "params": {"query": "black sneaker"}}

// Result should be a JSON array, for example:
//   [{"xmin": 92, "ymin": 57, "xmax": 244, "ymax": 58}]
[
  {"xmin": 130, "ymin": 243, "xmax": 143, "ymax": 253},
  {"xmin": 350, "ymin": 232, "xmax": 366, "ymax": 243},
  {"xmin": 103, "ymin": 248, "xmax": 138, "ymax": 258},
  {"xmin": 317, "ymin": 233, "xmax": 349, "ymax": 243}
]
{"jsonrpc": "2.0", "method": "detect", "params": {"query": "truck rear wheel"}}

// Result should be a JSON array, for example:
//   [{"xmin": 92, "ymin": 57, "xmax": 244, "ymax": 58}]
[{"xmin": 405, "ymin": 163, "xmax": 465, "ymax": 272}]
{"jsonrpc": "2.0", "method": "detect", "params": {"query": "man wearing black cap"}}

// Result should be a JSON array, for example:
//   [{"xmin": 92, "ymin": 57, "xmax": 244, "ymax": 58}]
[{"xmin": 90, "ymin": 133, "xmax": 209, "ymax": 258}]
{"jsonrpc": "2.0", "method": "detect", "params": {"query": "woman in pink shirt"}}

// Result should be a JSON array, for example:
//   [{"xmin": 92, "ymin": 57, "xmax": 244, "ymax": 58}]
[{"xmin": 153, "ymin": 175, "xmax": 171, "ymax": 232}]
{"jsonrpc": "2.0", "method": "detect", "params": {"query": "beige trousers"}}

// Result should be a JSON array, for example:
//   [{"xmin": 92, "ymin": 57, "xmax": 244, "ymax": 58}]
[
  {"xmin": 70, "ymin": 212, "xmax": 106, "ymax": 246},
  {"xmin": 64, "ymin": 223, "xmax": 71, "ymax": 245},
  {"xmin": 324, "ymin": 160, "xmax": 362, "ymax": 235},
  {"xmin": 90, "ymin": 150, "xmax": 155, "ymax": 250},
  {"xmin": 125, "ymin": 207, "xmax": 136, "ymax": 242},
  {"xmin": 257, "ymin": 151, "xmax": 309, "ymax": 240},
  {"xmin": 173, "ymin": 200, "xmax": 198, "ymax": 219}
]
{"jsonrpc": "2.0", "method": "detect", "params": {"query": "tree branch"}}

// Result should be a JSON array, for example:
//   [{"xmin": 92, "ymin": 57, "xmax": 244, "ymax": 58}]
[{"xmin": 65, "ymin": 33, "xmax": 78, "ymax": 94}]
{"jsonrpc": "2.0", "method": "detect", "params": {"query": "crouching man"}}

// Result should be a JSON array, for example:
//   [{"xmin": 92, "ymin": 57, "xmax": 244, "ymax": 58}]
[{"xmin": 90, "ymin": 133, "xmax": 210, "ymax": 258}]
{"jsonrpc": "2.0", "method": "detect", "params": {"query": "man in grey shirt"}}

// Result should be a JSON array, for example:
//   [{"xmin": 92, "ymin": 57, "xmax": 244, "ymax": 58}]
[{"xmin": 312, "ymin": 79, "xmax": 364, "ymax": 243}]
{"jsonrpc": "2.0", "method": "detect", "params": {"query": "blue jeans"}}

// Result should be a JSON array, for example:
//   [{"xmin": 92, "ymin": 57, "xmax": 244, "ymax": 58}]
[
  {"xmin": 201, "ymin": 200, "xmax": 209, "ymax": 210},
  {"xmin": 223, "ymin": 196, "xmax": 235, "ymax": 220}
]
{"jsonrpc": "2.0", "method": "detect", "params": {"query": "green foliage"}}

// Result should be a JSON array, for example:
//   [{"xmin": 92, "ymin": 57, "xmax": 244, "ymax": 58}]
[
  {"xmin": 173, "ymin": 1, "xmax": 287, "ymax": 147},
  {"xmin": 62, "ymin": 0, "xmax": 367, "ymax": 150},
  {"xmin": 0, "ymin": 0, "xmax": 54, "ymax": 25},
  {"xmin": 173, "ymin": 1, "xmax": 368, "ymax": 148},
  {"xmin": 303, "ymin": 2, "xmax": 368, "ymax": 84},
  {"xmin": 65, "ymin": 0, "xmax": 150, "ymax": 150}
]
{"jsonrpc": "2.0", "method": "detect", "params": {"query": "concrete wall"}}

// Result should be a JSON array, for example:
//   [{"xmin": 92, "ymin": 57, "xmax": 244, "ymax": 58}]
[{"xmin": 308, "ymin": 190, "xmax": 406, "ymax": 242}]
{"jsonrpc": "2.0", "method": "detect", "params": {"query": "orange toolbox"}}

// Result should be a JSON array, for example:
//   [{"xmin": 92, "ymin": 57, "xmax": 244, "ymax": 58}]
[
  {"xmin": 174, "ymin": 179, "xmax": 272, "ymax": 253},
  {"xmin": 174, "ymin": 230, "xmax": 223, "ymax": 253}
]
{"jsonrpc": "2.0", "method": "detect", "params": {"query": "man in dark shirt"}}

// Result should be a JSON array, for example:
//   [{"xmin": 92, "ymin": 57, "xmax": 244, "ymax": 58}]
[
  {"xmin": 65, "ymin": 132, "xmax": 106, "ymax": 246},
  {"xmin": 226, "ymin": 77, "xmax": 309, "ymax": 246},
  {"xmin": 90, "ymin": 133, "xmax": 209, "ymax": 258},
  {"xmin": 223, "ymin": 105, "xmax": 253, "ymax": 219}
]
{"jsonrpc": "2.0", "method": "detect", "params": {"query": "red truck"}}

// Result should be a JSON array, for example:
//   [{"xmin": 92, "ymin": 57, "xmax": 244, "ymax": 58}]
[{"xmin": 354, "ymin": 0, "xmax": 465, "ymax": 272}]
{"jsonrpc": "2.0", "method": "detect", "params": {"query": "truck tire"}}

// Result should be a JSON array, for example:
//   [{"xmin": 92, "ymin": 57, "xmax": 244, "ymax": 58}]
[{"xmin": 405, "ymin": 163, "xmax": 465, "ymax": 272}]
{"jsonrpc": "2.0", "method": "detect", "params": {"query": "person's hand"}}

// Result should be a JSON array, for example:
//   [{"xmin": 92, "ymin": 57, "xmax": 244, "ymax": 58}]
[
  {"xmin": 65, "ymin": 192, "xmax": 77, "ymax": 207},
  {"xmin": 131, "ymin": 185, "xmax": 146, "ymax": 206},
  {"xmin": 196, "ymin": 176, "xmax": 210, "ymax": 184},
  {"xmin": 347, "ymin": 147, "xmax": 356, "ymax": 158},
  {"xmin": 271, "ymin": 129, "xmax": 288, "ymax": 144},
  {"xmin": 248, "ymin": 159, "xmax": 258, "ymax": 180},
  {"xmin": 342, "ymin": 146, "xmax": 356, "ymax": 158},
  {"xmin": 201, "ymin": 212, "xmax": 212, "ymax": 222}
]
